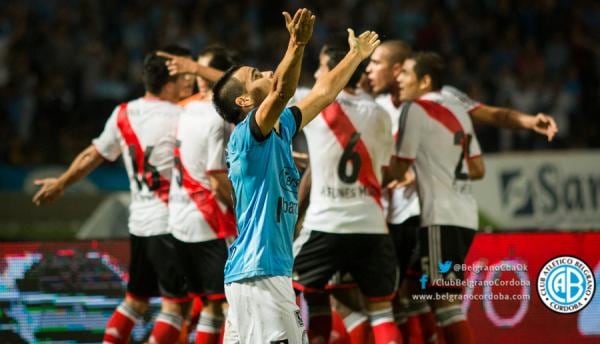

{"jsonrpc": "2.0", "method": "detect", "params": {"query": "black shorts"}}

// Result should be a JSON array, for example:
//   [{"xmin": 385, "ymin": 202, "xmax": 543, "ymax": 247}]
[
  {"xmin": 173, "ymin": 238, "xmax": 228, "ymax": 300},
  {"xmin": 293, "ymin": 231, "xmax": 399, "ymax": 301},
  {"xmin": 388, "ymin": 215, "xmax": 420, "ymax": 282},
  {"xmin": 407, "ymin": 225, "xmax": 476, "ymax": 292},
  {"xmin": 127, "ymin": 234, "xmax": 188, "ymax": 301}
]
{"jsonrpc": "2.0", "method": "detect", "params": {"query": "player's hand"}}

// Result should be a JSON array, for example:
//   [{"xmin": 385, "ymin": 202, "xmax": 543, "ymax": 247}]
[
  {"xmin": 530, "ymin": 113, "xmax": 559, "ymax": 142},
  {"xmin": 156, "ymin": 51, "xmax": 198, "ymax": 76},
  {"xmin": 283, "ymin": 8, "xmax": 315, "ymax": 46},
  {"xmin": 32, "ymin": 178, "xmax": 65, "ymax": 206},
  {"xmin": 386, "ymin": 168, "xmax": 416, "ymax": 190},
  {"xmin": 348, "ymin": 29, "xmax": 380, "ymax": 60}
]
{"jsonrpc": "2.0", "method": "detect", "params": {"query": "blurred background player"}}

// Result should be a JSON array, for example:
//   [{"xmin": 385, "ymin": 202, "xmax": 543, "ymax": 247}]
[
  {"xmin": 365, "ymin": 39, "xmax": 559, "ymax": 344},
  {"xmin": 292, "ymin": 41, "xmax": 401, "ymax": 344},
  {"xmin": 168, "ymin": 45, "xmax": 239, "ymax": 344},
  {"xmin": 393, "ymin": 51, "xmax": 484, "ymax": 344},
  {"xmin": 32, "ymin": 46, "xmax": 195, "ymax": 344}
]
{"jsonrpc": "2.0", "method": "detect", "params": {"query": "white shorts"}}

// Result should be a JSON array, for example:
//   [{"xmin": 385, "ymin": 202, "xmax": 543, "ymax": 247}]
[{"xmin": 224, "ymin": 276, "xmax": 307, "ymax": 344}]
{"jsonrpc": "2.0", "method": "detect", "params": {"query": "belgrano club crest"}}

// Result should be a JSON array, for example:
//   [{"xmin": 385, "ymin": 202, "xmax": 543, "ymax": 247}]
[{"xmin": 537, "ymin": 256, "xmax": 595, "ymax": 314}]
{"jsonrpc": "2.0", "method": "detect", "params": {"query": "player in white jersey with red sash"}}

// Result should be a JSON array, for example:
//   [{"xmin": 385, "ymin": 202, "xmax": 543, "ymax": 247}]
[
  {"xmin": 392, "ymin": 52, "xmax": 484, "ymax": 344},
  {"xmin": 293, "ymin": 42, "xmax": 402, "ymax": 344},
  {"xmin": 168, "ymin": 46, "xmax": 238, "ymax": 344},
  {"xmin": 366, "ymin": 40, "xmax": 559, "ymax": 344},
  {"xmin": 33, "ymin": 46, "xmax": 195, "ymax": 344}
]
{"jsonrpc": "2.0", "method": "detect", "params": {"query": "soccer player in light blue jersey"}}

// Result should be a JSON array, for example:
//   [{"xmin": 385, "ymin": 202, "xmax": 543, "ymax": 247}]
[
  {"xmin": 207, "ymin": 9, "xmax": 380, "ymax": 343},
  {"xmin": 158, "ymin": 9, "xmax": 380, "ymax": 342}
]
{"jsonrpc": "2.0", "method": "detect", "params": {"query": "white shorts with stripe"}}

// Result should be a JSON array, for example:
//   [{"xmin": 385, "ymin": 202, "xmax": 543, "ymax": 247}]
[{"xmin": 224, "ymin": 276, "xmax": 308, "ymax": 344}]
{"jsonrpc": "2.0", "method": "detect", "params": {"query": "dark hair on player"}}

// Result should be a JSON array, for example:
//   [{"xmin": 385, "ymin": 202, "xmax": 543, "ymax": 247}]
[
  {"xmin": 321, "ymin": 45, "xmax": 366, "ymax": 89},
  {"xmin": 143, "ymin": 45, "xmax": 191, "ymax": 94},
  {"xmin": 380, "ymin": 40, "xmax": 413, "ymax": 64},
  {"xmin": 411, "ymin": 51, "xmax": 445, "ymax": 91},
  {"xmin": 199, "ymin": 44, "xmax": 240, "ymax": 71},
  {"xmin": 212, "ymin": 65, "xmax": 245, "ymax": 124},
  {"xmin": 321, "ymin": 34, "xmax": 365, "ymax": 88}
]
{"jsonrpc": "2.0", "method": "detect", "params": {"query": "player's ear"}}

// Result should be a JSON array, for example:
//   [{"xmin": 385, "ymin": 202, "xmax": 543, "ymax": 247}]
[
  {"xmin": 420, "ymin": 74, "xmax": 433, "ymax": 92},
  {"xmin": 392, "ymin": 62, "xmax": 402, "ymax": 77},
  {"xmin": 235, "ymin": 94, "xmax": 254, "ymax": 109}
]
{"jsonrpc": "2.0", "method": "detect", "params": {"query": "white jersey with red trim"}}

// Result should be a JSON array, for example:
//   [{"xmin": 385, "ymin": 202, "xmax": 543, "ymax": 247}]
[
  {"xmin": 376, "ymin": 86, "xmax": 481, "ymax": 225},
  {"xmin": 92, "ymin": 98, "xmax": 180, "ymax": 237},
  {"xmin": 375, "ymin": 94, "xmax": 420, "ymax": 225},
  {"xmin": 302, "ymin": 90, "xmax": 392, "ymax": 234},
  {"xmin": 396, "ymin": 91, "xmax": 482, "ymax": 230},
  {"xmin": 168, "ymin": 96, "xmax": 236, "ymax": 243}
]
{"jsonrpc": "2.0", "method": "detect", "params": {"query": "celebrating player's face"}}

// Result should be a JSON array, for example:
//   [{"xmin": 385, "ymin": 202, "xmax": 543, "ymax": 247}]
[
  {"xmin": 175, "ymin": 73, "xmax": 195, "ymax": 100},
  {"xmin": 196, "ymin": 54, "xmax": 212, "ymax": 94},
  {"xmin": 397, "ymin": 59, "xmax": 422, "ymax": 101},
  {"xmin": 366, "ymin": 45, "xmax": 396, "ymax": 94},
  {"xmin": 232, "ymin": 66, "xmax": 274, "ymax": 109}
]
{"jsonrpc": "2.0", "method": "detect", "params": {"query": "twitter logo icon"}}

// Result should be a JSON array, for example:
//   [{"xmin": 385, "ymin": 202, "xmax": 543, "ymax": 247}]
[{"xmin": 438, "ymin": 260, "xmax": 453, "ymax": 274}]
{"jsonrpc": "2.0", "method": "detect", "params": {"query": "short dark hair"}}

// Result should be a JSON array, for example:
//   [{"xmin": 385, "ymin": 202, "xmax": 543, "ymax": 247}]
[
  {"xmin": 321, "ymin": 44, "xmax": 365, "ymax": 89},
  {"xmin": 143, "ymin": 45, "xmax": 191, "ymax": 94},
  {"xmin": 199, "ymin": 44, "xmax": 240, "ymax": 71},
  {"xmin": 381, "ymin": 40, "xmax": 412, "ymax": 64},
  {"xmin": 411, "ymin": 51, "xmax": 445, "ymax": 91},
  {"xmin": 212, "ymin": 65, "xmax": 245, "ymax": 124}
]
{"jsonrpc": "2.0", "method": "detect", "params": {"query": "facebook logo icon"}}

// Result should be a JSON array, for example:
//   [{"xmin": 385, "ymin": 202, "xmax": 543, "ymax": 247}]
[{"xmin": 419, "ymin": 274, "xmax": 429, "ymax": 290}]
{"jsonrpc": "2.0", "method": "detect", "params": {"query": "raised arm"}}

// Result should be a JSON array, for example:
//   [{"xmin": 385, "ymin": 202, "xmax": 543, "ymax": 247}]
[
  {"xmin": 470, "ymin": 105, "xmax": 559, "ymax": 142},
  {"xmin": 254, "ymin": 8, "xmax": 315, "ymax": 135},
  {"xmin": 157, "ymin": 52, "xmax": 224, "ymax": 84},
  {"xmin": 32, "ymin": 145, "xmax": 104, "ymax": 205},
  {"xmin": 296, "ymin": 29, "xmax": 380, "ymax": 128}
]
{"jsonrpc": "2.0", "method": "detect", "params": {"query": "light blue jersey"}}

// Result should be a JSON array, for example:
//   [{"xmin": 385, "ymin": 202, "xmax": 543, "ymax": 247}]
[{"xmin": 224, "ymin": 107, "xmax": 302, "ymax": 283}]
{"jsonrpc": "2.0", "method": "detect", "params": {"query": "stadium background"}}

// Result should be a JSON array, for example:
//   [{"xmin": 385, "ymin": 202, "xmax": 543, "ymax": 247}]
[{"xmin": 0, "ymin": 0, "xmax": 598, "ymax": 343}]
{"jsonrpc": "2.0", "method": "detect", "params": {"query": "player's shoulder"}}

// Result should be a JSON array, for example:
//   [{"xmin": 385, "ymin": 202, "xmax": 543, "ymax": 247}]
[
  {"xmin": 177, "ymin": 93, "xmax": 205, "ymax": 107},
  {"xmin": 135, "ymin": 97, "xmax": 182, "ymax": 117}
]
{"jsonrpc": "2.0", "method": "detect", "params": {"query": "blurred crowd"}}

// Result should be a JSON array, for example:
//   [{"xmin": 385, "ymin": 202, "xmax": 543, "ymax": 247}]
[{"xmin": 0, "ymin": 0, "xmax": 598, "ymax": 165}]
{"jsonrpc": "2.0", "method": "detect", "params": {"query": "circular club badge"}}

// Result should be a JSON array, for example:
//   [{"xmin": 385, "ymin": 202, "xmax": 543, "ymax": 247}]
[{"xmin": 537, "ymin": 256, "xmax": 595, "ymax": 314}]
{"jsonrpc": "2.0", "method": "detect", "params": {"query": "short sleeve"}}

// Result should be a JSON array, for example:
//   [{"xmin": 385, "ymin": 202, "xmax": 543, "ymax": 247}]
[
  {"xmin": 278, "ymin": 107, "xmax": 301, "ymax": 142},
  {"xmin": 378, "ymin": 108, "xmax": 393, "ymax": 166},
  {"xmin": 206, "ymin": 119, "xmax": 228, "ymax": 173},
  {"xmin": 442, "ymin": 85, "xmax": 481, "ymax": 113},
  {"xmin": 396, "ymin": 102, "xmax": 426, "ymax": 160},
  {"xmin": 92, "ymin": 107, "xmax": 122, "ymax": 161}
]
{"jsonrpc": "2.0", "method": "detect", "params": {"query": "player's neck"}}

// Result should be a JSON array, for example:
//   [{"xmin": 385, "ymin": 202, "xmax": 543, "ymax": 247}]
[
  {"xmin": 144, "ymin": 91, "xmax": 177, "ymax": 104},
  {"xmin": 389, "ymin": 92, "xmax": 402, "ymax": 108},
  {"xmin": 343, "ymin": 87, "xmax": 357, "ymax": 95}
]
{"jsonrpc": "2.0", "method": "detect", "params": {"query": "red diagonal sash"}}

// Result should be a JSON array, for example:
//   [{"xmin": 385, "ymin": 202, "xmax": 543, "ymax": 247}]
[
  {"xmin": 116, "ymin": 103, "xmax": 170, "ymax": 203},
  {"xmin": 415, "ymin": 99, "xmax": 463, "ymax": 134},
  {"xmin": 321, "ymin": 101, "xmax": 382, "ymax": 208},
  {"xmin": 174, "ymin": 145, "xmax": 237, "ymax": 238}
]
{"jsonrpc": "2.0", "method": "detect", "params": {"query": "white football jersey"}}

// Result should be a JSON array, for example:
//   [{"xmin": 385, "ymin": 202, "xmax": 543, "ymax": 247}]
[
  {"xmin": 376, "ymin": 86, "xmax": 481, "ymax": 225},
  {"xmin": 396, "ymin": 91, "xmax": 482, "ymax": 230},
  {"xmin": 375, "ymin": 94, "xmax": 421, "ymax": 224},
  {"xmin": 92, "ymin": 97, "xmax": 180, "ymax": 236},
  {"xmin": 302, "ymin": 90, "xmax": 392, "ymax": 234},
  {"xmin": 168, "ymin": 95, "xmax": 236, "ymax": 242}
]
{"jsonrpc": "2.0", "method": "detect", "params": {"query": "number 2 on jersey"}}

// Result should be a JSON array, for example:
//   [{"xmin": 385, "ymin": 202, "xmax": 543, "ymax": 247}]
[
  {"xmin": 337, "ymin": 132, "xmax": 362, "ymax": 183},
  {"xmin": 173, "ymin": 140, "xmax": 183, "ymax": 187},
  {"xmin": 453, "ymin": 131, "xmax": 472, "ymax": 181}
]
